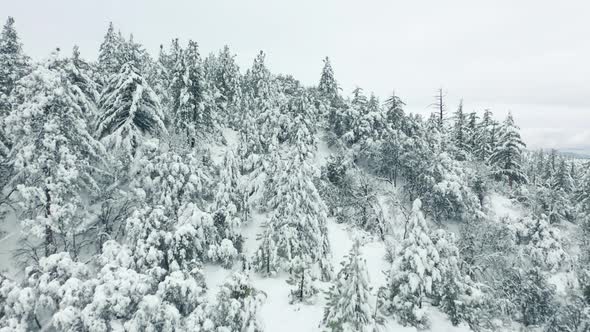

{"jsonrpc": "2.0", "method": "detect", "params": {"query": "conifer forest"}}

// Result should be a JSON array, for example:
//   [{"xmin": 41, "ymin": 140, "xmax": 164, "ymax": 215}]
[{"xmin": 1, "ymin": 15, "xmax": 590, "ymax": 332}]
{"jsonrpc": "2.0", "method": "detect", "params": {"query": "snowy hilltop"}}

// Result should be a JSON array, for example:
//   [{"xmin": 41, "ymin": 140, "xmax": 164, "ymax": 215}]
[{"xmin": 1, "ymin": 18, "xmax": 590, "ymax": 332}]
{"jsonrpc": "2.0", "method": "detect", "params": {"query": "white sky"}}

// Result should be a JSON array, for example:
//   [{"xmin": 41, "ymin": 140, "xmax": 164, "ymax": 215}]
[{"xmin": 4, "ymin": 0, "xmax": 589, "ymax": 152}]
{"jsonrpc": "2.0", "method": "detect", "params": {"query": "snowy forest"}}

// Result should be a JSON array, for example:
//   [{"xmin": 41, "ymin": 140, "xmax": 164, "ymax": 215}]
[{"xmin": 0, "ymin": 17, "xmax": 589, "ymax": 332}]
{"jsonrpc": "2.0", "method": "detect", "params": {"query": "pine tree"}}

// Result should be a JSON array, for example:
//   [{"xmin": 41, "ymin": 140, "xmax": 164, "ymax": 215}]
[
  {"xmin": 130, "ymin": 141, "xmax": 210, "ymax": 212},
  {"xmin": 502, "ymin": 267, "xmax": 556, "ymax": 326},
  {"xmin": 287, "ymin": 255, "xmax": 319, "ymax": 304},
  {"xmin": 210, "ymin": 272, "xmax": 265, "ymax": 331},
  {"xmin": 126, "ymin": 203, "xmax": 215, "ymax": 276},
  {"xmin": 323, "ymin": 239, "xmax": 374, "ymax": 332},
  {"xmin": 489, "ymin": 113, "xmax": 527, "ymax": 187},
  {"xmin": 473, "ymin": 109, "xmax": 495, "ymax": 162},
  {"xmin": 452, "ymin": 99, "xmax": 467, "ymax": 153},
  {"xmin": 214, "ymin": 45, "xmax": 242, "ymax": 127},
  {"xmin": 246, "ymin": 50, "xmax": 273, "ymax": 101},
  {"xmin": 0, "ymin": 16, "xmax": 29, "ymax": 114},
  {"xmin": 5, "ymin": 53, "xmax": 106, "ymax": 257},
  {"xmin": 577, "ymin": 164, "xmax": 590, "ymax": 216},
  {"xmin": 430, "ymin": 229, "xmax": 480, "ymax": 326},
  {"xmin": 318, "ymin": 56, "xmax": 339, "ymax": 103},
  {"xmin": 96, "ymin": 63, "xmax": 167, "ymax": 159},
  {"xmin": 383, "ymin": 91, "xmax": 406, "ymax": 132},
  {"xmin": 67, "ymin": 45, "xmax": 100, "ymax": 122},
  {"xmin": 97, "ymin": 22, "xmax": 123, "ymax": 79},
  {"xmin": 209, "ymin": 149, "xmax": 245, "ymax": 265},
  {"xmin": 552, "ymin": 159, "xmax": 574, "ymax": 193},
  {"xmin": 254, "ymin": 149, "xmax": 332, "ymax": 279},
  {"xmin": 381, "ymin": 199, "xmax": 441, "ymax": 328},
  {"xmin": 465, "ymin": 111, "xmax": 478, "ymax": 154},
  {"xmin": 170, "ymin": 40, "xmax": 216, "ymax": 146}
]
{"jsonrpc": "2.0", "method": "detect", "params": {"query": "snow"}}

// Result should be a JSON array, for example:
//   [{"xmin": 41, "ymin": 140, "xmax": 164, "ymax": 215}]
[
  {"xmin": 487, "ymin": 192, "xmax": 523, "ymax": 220},
  {"xmin": 0, "ymin": 212, "xmax": 20, "ymax": 278}
]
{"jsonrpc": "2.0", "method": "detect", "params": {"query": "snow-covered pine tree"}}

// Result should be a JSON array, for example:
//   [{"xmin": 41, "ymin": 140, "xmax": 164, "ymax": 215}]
[
  {"xmin": 254, "ymin": 149, "xmax": 332, "ymax": 279},
  {"xmin": 170, "ymin": 40, "xmax": 216, "ymax": 147},
  {"xmin": 465, "ymin": 111, "xmax": 478, "ymax": 154},
  {"xmin": 209, "ymin": 149, "xmax": 245, "ymax": 266},
  {"xmin": 552, "ymin": 158, "xmax": 574, "ymax": 194},
  {"xmin": 430, "ymin": 229, "xmax": 480, "ymax": 326},
  {"xmin": 452, "ymin": 99, "xmax": 468, "ymax": 156},
  {"xmin": 383, "ymin": 91, "xmax": 406, "ymax": 133},
  {"xmin": 0, "ymin": 16, "xmax": 29, "ymax": 114},
  {"xmin": 97, "ymin": 22, "xmax": 124, "ymax": 80},
  {"xmin": 501, "ymin": 267, "xmax": 556, "ymax": 327},
  {"xmin": 489, "ymin": 112, "xmax": 527, "ymax": 188},
  {"xmin": 0, "ymin": 252, "xmax": 92, "ymax": 331},
  {"xmin": 96, "ymin": 62, "xmax": 167, "ymax": 160},
  {"xmin": 318, "ymin": 56, "xmax": 339, "ymax": 104},
  {"xmin": 381, "ymin": 199, "xmax": 441, "ymax": 328},
  {"xmin": 254, "ymin": 217, "xmax": 280, "ymax": 276},
  {"xmin": 577, "ymin": 163, "xmax": 590, "ymax": 217},
  {"xmin": 246, "ymin": 50, "xmax": 273, "ymax": 101},
  {"xmin": 210, "ymin": 272, "xmax": 265, "ymax": 331},
  {"xmin": 214, "ymin": 149, "xmax": 243, "ymax": 215},
  {"xmin": 145, "ymin": 45, "xmax": 172, "ymax": 123},
  {"xmin": 125, "ymin": 203, "xmax": 215, "ymax": 277},
  {"xmin": 341, "ymin": 87, "xmax": 368, "ymax": 144},
  {"xmin": 67, "ymin": 46, "xmax": 100, "ymax": 123},
  {"xmin": 473, "ymin": 109, "xmax": 495, "ymax": 162},
  {"xmin": 213, "ymin": 45, "xmax": 242, "ymax": 128},
  {"xmin": 287, "ymin": 255, "xmax": 319, "ymax": 304},
  {"xmin": 120, "ymin": 34, "xmax": 151, "ymax": 74},
  {"xmin": 130, "ymin": 140, "xmax": 210, "ymax": 211},
  {"xmin": 323, "ymin": 239, "xmax": 374, "ymax": 332},
  {"xmin": 285, "ymin": 91, "xmax": 319, "ymax": 159},
  {"xmin": 79, "ymin": 240, "xmax": 158, "ymax": 331},
  {"xmin": 5, "ymin": 53, "xmax": 107, "ymax": 258}
]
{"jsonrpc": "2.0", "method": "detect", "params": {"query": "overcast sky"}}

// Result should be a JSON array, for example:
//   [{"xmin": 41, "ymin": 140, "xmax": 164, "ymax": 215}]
[{"xmin": 4, "ymin": 0, "xmax": 589, "ymax": 152}]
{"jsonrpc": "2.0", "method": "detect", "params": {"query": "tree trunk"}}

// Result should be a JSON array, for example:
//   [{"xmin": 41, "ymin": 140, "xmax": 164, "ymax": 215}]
[
  {"xmin": 44, "ymin": 188, "xmax": 55, "ymax": 257},
  {"xmin": 299, "ymin": 270, "xmax": 304, "ymax": 301}
]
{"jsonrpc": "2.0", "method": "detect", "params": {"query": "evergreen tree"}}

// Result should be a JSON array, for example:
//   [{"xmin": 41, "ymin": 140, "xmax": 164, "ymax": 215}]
[
  {"xmin": 254, "ymin": 149, "xmax": 332, "ymax": 279},
  {"xmin": 130, "ymin": 140, "xmax": 210, "ymax": 212},
  {"xmin": 381, "ymin": 199, "xmax": 441, "ymax": 328},
  {"xmin": 465, "ymin": 111, "xmax": 478, "ymax": 154},
  {"xmin": 452, "ymin": 99, "xmax": 468, "ymax": 153},
  {"xmin": 430, "ymin": 229, "xmax": 480, "ymax": 326},
  {"xmin": 96, "ymin": 63, "xmax": 167, "ymax": 159},
  {"xmin": 5, "ymin": 53, "xmax": 106, "ymax": 257},
  {"xmin": 209, "ymin": 149, "xmax": 245, "ymax": 266},
  {"xmin": 0, "ymin": 16, "xmax": 29, "ymax": 114},
  {"xmin": 171, "ymin": 40, "xmax": 216, "ymax": 146},
  {"xmin": 323, "ymin": 239, "xmax": 374, "ymax": 332},
  {"xmin": 383, "ymin": 91, "xmax": 406, "ymax": 132},
  {"xmin": 318, "ymin": 56, "xmax": 339, "ymax": 103},
  {"xmin": 287, "ymin": 255, "xmax": 319, "ymax": 304},
  {"xmin": 97, "ymin": 22, "xmax": 123, "ymax": 79},
  {"xmin": 210, "ymin": 272, "xmax": 265, "ymax": 331},
  {"xmin": 552, "ymin": 158, "xmax": 574, "ymax": 193},
  {"xmin": 502, "ymin": 267, "xmax": 556, "ymax": 326},
  {"xmin": 67, "ymin": 45, "xmax": 100, "ymax": 122},
  {"xmin": 577, "ymin": 164, "xmax": 590, "ymax": 216},
  {"xmin": 213, "ymin": 45, "xmax": 242, "ymax": 127},
  {"xmin": 489, "ymin": 113, "xmax": 527, "ymax": 187},
  {"xmin": 474, "ymin": 109, "xmax": 496, "ymax": 162},
  {"xmin": 246, "ymin": 50, "xmax": 273, "ymax": 101}
]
